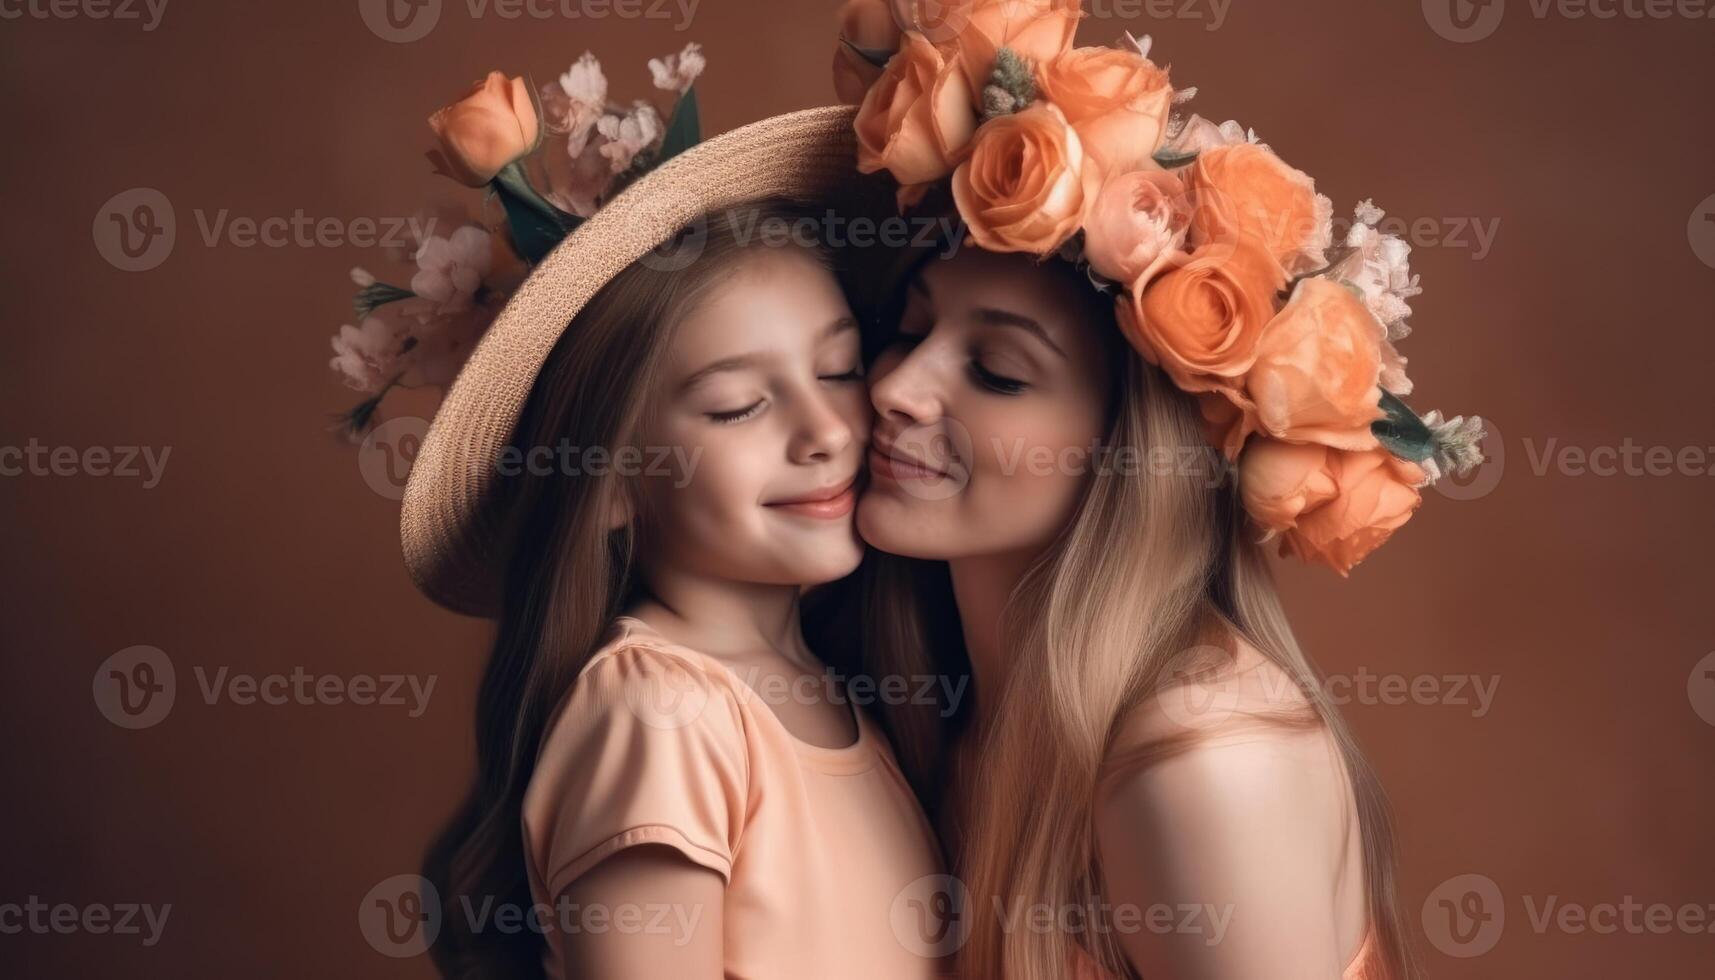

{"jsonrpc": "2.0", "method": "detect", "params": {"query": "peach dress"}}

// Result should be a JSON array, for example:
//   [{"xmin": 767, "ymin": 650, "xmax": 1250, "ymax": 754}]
[{"xmin": 522, "ymin": 616, "xmax": 947, "ymax": 979}]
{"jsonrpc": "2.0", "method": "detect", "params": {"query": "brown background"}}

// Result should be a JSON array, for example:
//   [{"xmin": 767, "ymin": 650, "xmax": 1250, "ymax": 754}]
[{"xmin": 2, "ymin": 0, "xmax": 1712, "ymax": 975}]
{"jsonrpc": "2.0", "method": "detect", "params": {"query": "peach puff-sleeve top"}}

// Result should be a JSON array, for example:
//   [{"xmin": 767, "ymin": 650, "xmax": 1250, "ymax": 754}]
[{"xmin": 522, "ymin": 616, "xmax": 949, "ymax": 979}]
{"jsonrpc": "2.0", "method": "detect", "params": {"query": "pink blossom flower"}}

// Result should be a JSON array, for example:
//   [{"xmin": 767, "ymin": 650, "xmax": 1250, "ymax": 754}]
[
  {"xmin": 648, "ymin": 42, "xmax": 705, "ymax": 94},
  {"xmin": 329, "ymin": 315, "xmax": 409, "ymax": 394},
  {"xmin": 410, "ymin": 226, "xmax": 492, "ymax": 313},
  {"xmin": 596, "ymin": 101, "xmax": 663, "ymax": 173}
]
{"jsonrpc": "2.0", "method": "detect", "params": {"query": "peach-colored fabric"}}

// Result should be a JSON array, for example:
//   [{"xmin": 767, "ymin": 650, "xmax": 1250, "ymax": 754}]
[
  {"xmin": 1069, "ymin": 926, "xmax": 1379, "ymax": 979},
  {"xmin": 522, "ymin": 616, "xmax": 948, "ymax": 978}
]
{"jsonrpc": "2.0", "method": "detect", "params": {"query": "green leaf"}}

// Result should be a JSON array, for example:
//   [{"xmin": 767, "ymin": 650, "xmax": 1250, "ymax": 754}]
[
  {"xmin": 353, "ymin": 281, "xmax": 415, "ymax": 320},
  {"xmin": 1372, "ymin": 390, "xmax": 1435, "ymax": 463},
  {"xmin": 1152, "ymin": 148, "xmax": 1199, "ymax": 169},
  {"xmin": 492, "ymin": 161, "xmax": 575, "ymax": 264},
  {"xmin": 841, "ymin": 36, "xmax": 895, "ymax": 70},
  {"xmin": 658, "ymin": 87, "xmax": 701, "ymax": 165}
]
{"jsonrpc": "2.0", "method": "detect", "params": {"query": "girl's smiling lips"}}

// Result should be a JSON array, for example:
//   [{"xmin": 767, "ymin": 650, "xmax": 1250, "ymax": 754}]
[{"xmin": 764, "ymin": 475, "xmax": 859, "ymax": 519}]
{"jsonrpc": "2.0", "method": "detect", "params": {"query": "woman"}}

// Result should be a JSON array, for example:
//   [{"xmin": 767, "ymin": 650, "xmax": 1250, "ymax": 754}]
[{"xmin": 830, "ymin": 3, "xmax": 1484, "ymax": 976}]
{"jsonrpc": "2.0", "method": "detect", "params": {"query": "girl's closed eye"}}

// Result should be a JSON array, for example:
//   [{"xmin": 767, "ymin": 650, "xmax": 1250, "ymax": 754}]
[{"xmin": 707, "ymin": 398, "xmax": 767, "ymax": 424}]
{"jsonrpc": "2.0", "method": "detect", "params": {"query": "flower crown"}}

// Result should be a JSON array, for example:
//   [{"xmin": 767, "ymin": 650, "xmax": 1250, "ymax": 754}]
[
  {"xmin": 834, "ymin": 0, "xmax": 1487, "ymax": 574},
  {"xmin": 327, "ymin": 46, "xmax": 706, "ymax": 435}
]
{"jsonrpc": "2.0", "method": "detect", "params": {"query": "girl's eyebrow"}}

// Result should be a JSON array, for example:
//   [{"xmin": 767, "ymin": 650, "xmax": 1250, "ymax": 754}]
[{"xmin": 680, "ymin": 316, "xmax": 859, "ymax": 392}]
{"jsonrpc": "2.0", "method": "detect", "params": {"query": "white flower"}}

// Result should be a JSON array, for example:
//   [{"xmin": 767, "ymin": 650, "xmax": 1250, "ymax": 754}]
[
  {"xmin": 1164, "ymin": 113, "xmax": 1257, "ymax": 155},
  {"xmin": 543, "ymin": 52, "xmax": 611, "ymax": 157},
  {"xmin": 329, "ymin": 316, "xmax": 408, "ymax": 394},
  {"xmin": 410, "ymin": 225, "xmax": 492, "ymax": 313},
  {"xmin": 349, "ymin": 266, "xmax": 376, "ymax": 287},
  {"xmin": 597, "ymin": 101, "xmax": 664, "ymax": 173},
  {"xmin": 1336, "ymin": 200, "xmax": 1423, "ymax": 343},
  {"xmin": 648, "ymin": 42, "xmax": 705, "ymax": 94},
  {"xmin": 558, "ymin": 51, "xmax": 607, "ymax": 105}
]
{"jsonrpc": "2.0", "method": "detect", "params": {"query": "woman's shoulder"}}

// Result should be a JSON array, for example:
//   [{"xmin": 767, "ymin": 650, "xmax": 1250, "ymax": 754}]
[{"xmin": 1110, "ymin": 636, "xmax": 1326, "ymax": 755}]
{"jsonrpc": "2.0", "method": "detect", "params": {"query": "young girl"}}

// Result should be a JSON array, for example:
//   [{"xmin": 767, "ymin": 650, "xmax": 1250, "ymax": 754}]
[{"xmin": 400, "ymin": 109, "xmax": 946, "ymax": 978}]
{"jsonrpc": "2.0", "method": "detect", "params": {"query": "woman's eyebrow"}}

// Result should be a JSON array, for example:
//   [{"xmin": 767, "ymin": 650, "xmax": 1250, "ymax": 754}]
[{"xmin": 972, "ymin": 307, "xmax": 1067, "ymax": 359}]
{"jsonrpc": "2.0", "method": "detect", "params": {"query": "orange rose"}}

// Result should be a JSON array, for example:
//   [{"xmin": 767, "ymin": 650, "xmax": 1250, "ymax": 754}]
[
  {"xmin": 1083, "ymin": 168, "xmax": 1190, "ymax": 286},
  {"xmin": 835, "ymin": 0, "xmax": 904, "ymax": 105},
  {"xmin": 1120, "ymin": 233, "xmax": 1287, "ymax": 397},
  {"xmin": 427, "ymin": 72, "xmax": 541, "ymax": 187},
  {"xmin": 1248, "ymin": 278, "xmax": 1386, "ymax": 451},
  {"xmin": 1037, "ymin": 46, "xmax": 1174, "ymax": 177},
  {"xmin": 945, "ymin": 0, "xmax": 1081, "ymax": 92},
  {"xmin": 1198, "ymin": 389, "xmax": 1261, "ymax": 462},
  {"xmin": 856, "ymin": 31, "xmax": 978, "ymax": 189},
  {"xmin": 1187, "ymin": 143, "xmax": 1331, "ymax": 276},
  {"xmin": 1241, "ymin": 441, "xmax": 1425, "ymax": 576},
  {"xmin": 951, "ymin": 102, "xmax": 1096, "ymax": 254}
]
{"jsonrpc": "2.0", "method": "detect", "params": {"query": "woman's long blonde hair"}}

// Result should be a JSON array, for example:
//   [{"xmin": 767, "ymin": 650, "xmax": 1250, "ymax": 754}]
[{"xmin": 844, "ymin": 280, "xmax": 1421, "ymax": 980}]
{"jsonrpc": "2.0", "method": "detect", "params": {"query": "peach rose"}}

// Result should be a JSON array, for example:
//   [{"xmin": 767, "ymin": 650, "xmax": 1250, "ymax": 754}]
[
  {"xmin": 1187, "ymin": 143, "xmax": 1332, "ymax": 276},
  {"xmin": 1119, "ymin": 233, "xmax": 1288, "ymax": 397},
  {"xmin": 951, "ymin": 102, "xmax": 1097, "ymax": 254},
  {"xmin": 1037, "ymin": 46, "xmax": 1174, "ymax": 177},
  {"xmin": 1198, "ymin": 389, "xmax": 1261, "ymax": 462},
  {"xmin": 944, "ymin": 0, "xmax": 1081, "ymax": 92},
  {"xmin": 427, "ymin": 72, "xmax": 541, "ymax": 187},
  {"xmin": 1240, "ymin": 441, "xmax": 1425, "ymax": 576},
  {"xmin": 1248, "ymin": 278, "xmax": 1386, "ymax": 451},
  {"xmin": 856, "ymin": 31, "xmax": 978, "ymax": 189},
  {"xmin": 835, "ymin": 0, "xmax": 905, "ymax": 105},
  {"xmin": 1083, "ymin": 168, "xmax": 1190, "ymax": 286}
]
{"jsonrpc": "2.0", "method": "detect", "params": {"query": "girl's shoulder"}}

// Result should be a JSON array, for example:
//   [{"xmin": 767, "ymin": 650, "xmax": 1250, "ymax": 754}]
[{"xmin": 548, "ymin": 616, "xmax": 753, "ymax": 742}]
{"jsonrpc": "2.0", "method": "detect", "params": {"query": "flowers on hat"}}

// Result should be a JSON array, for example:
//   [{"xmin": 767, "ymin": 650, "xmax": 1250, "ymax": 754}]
[
  {"xmin": 833, "ymin": 1, "xmax": 1486, "ymax": 573},
  {"xmin": 328, "ymin": 47, "xmax": 706, "ymax": 440}
]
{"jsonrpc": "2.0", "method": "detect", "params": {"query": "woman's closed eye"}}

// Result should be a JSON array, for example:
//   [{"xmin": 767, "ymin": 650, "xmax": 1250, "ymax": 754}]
[{"xmin": 970, "ymin": 359, "xmax": 1028, "ymax": 395}]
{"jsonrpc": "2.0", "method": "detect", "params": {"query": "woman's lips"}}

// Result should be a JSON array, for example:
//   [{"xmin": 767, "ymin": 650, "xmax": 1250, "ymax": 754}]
[
  {"xmin": 868, "ymin": 442, "xmax": 954, "ymax": 484},
  {"xmin": 764, "ymin": 477, "xmax": 858, "ymax": 520}
]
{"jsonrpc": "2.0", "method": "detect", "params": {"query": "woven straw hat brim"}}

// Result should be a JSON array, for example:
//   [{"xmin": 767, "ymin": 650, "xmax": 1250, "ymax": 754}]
[{"xmin": 400, "ymin": 105, "xmax": 884, "ymax": 617}]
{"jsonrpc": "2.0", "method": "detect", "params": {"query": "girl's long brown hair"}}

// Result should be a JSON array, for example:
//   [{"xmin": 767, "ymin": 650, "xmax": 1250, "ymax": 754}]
[{"xmin": 421, "ymin": 199, "xmax": 843, "ymax": 977}]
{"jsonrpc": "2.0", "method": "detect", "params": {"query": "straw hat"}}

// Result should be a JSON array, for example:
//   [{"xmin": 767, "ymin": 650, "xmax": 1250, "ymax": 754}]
[{"xmin": 400, "ymin": 104, "xmax": 892, "ymax": 617}]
